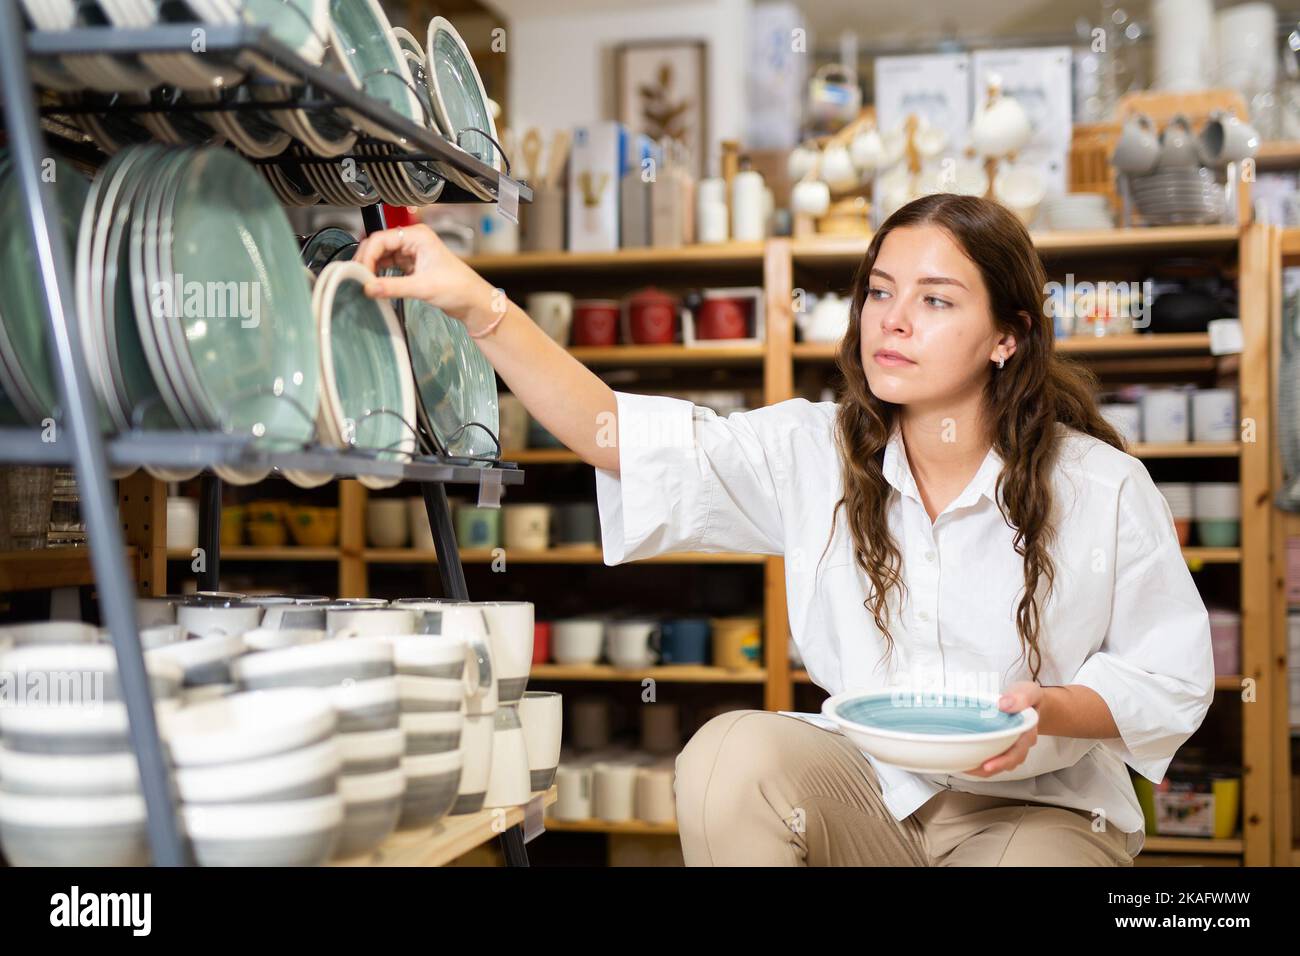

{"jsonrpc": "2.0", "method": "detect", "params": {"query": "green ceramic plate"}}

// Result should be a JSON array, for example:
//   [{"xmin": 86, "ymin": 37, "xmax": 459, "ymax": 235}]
[
  {"xmin": 403, "ymin": 297, "xmax": 500, "ymax": 458},
  {"xmin": 328, "ymin": 0, "xmax": 423, "ymax": 142},
  {"xmin": 244, "ymin": 0, "xmax": 328, "ymax": 64},
  {"xmin": 426, "ymin": 16, "xmax": 500, "ymax": 200},
  {"xmin": 155, "ymin": 148, "xmax": 319, "ymax": 445},
  {"xmin": 0, "ymin": 154, "xmax": 92, "ymax": 424},
  {"xmin": 316, "ymin": 262, "xmax": 417, "ymax": 468}
]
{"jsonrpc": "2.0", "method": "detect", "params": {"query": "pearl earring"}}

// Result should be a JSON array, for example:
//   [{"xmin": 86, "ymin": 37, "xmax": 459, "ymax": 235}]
[{"xmin": 996, "ymin": 356, "xmax": 1005, "ymax": 369}]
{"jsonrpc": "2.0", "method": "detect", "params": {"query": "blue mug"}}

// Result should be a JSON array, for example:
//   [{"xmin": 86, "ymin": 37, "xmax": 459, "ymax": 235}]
[{"xmin": 660, "ymin": 618, "xmax": 710, "ymax": 664}]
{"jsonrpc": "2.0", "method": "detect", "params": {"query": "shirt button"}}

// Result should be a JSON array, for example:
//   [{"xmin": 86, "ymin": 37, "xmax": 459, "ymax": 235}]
[{"xmin": 924, "ymin": 550, "xmax": 936, "ymax": 562}]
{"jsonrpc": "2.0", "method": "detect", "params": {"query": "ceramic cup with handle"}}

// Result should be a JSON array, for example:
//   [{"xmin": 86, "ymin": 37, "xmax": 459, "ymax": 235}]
[
  {"xmin": 593, "ymin": 761, "xmax": 638, "ymax": 822},
  {"xmin": 477, "ymin": 601, "xmax": 534, "ymax": 705},
  {"xmin": 176, "ymin": 600, "xmax": 262, "ymax": 639},
  {"xmin": 392, "ymin": 600, "xmax": 497, "ymax": 716},
  {"xmin": 711, "ymin": 616, "xmax": 762, "ymax": 669},
  {"xmin": 552, "ymin": 617, "xmax": 605, "ymax": 665},
  {"xmin": 1110, "ymin": 113, "xmax": 1160, "ymax": 174},
  {"xmin": 605, "ymin": 618, "xmax": 660, "ymax": 669},
  {"xmin": 635, "ymin": 763, "xmax": 677, "ymax": 824},
  {"xmin": 504, "ymin": 504, "xmax": 551, "ymax": 551},
  {"xmin": 525, "ymin": 292, "xmax": 574, "ymax": 346},
  {"xmin": 482, "ymin": 705, "xmax": 532, "ymax": 809},
  {"xmin": 1140, "ymin": 388, "xmax": 1191, "ymax": 443},
  {"xmin": 518, "ymin": 690, "xmax": 563, "ymax": 791},
  {"xmin": 365, "ymin": 498, "xmax": 408, "ymax": 549},
  {"xmin": 1157, "ymin": 115, "xmax": 1200, "ymax": 170},
  {"xmin": 496, "ymin": 395, "xmax": 529, "ymax": 451},
  {"xmin": 326, "ymin": 607, "xmax": 416, "ymax": 638},
  {"xmin": 552, "ymin": 762, "xmax": 594, "ymax": 820},
  {"xmin": 1191, "ymin": 388, "xmax": 1237, "ymax": 442},
  {"xmin": 1197, "ymin": 110, "xmax": 1260, "ymax": 167},
  {"xmin": 660, "ymin": 618, "xmax": 710, "ymax": 664}
]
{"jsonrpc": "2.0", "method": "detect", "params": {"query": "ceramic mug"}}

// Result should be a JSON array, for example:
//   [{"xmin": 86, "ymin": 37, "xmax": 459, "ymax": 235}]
[
  {"xmin": 570, "ymin": 696, "xmax": 611, "ymax": 750},
  {"xmin": 393, "ymin": 600, "xmax": 496, "ymax": 715},
  {"xmin": 518, "ymin": 690, "xmax": 563, "ymax": 791},
  {"xmin": 553, "ymin": 503, "xmax": 599, "ymax": 547},
  {"xmin": 455, "ymin": 505, "xmax": 501, "ymax": 549},
  {"xmin": 711, "ymin": 616, "xmax": 762, "ymax": 669},
  {"xmin": 572, "ymin": 300, "xmax": 620, "ymax": 347},
  {"xmin": 593, "ymin": 762, "xmax": 638, "ymax": 822},
  {"xmin": 1140, "ymin": 389, "xmax": 1190, "ymax": 443},
  {"xmin": 640, "ymin": 702, "xmax": 681, "ymax": 754},
  {"xmin": 533, "ymin": 621, "xmax": 552, "ymax": 664},
  {"xmin": 605, "ymin": 619, "xmax": 660, "ymax": 669},
  {"xmin": 504, "ymin": 504, "xmax": 551, "ymax": 551},
  {"xmin": 626, "ymin": 288, "xmax": 678, "ymax": 345},
  {"xmin": 635, "ymin": 765, "xmax": 676, "ymax": 824},
  {"xmin": 552, "ymin": 763, "xmax": 594, "ymax": 820},
  {"xmin": 478, "ymin": 601, "xmax": 534, "ymax": 705},
  {"xmin": 696, "ymin": 295, "xmax": 749, "ymax": 340},
  {"xmin": 660, "ymin": 618, "xmax": 710, "ymax": 664},
  {"xmin": 1157, "ymin": 115, "xmax": 1200, "ymax": 170},
  {"xmin": 552, "ymin": 618, "xmax": 605, "ymax": 665},
  {"xmin": 525, "ymin": 292, "xmax": 574, "ymax": 346},
  {"xmin": 1111, "ymin": 113, "xmax": 1160, "ymax": 174},
  {"xmin": 1191, "ymin": 388, "xmax": 1237, "ymax": 442},
  {"xmin": 450, "ymin": 711, "xmax": 495, "ymax": 815},
  {"xmin": 408, "ymin": 497, "xmax": 435, "ymax": 551},
  {"xmin": 327, "ymin": 607, "xmax": 416, "ymax": 638},
  {"xmin": 497, "ymin": 395, "xmax": 529, "ymax": 451},
  {"xmin": 366, "ymin": 498, "xmax": 408, "ymax": 548},
  {"xmin": 176, "ymin": 601, "xmax": 262, "ymax": 639},
  {"xmin": 1197, "ymin": 110, "xmax": 1260, "ymax": 167},
  {"xmin": 482, "ymin": 705, "xmax": 532, "ymax": 809}
]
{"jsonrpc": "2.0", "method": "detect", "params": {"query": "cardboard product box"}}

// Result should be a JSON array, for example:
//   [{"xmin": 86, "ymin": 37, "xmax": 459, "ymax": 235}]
[
  {"xmin": 971, "ymin": 47, "xmax": 1074, "ymax": 154},
  {"xmin": 569, "ymin": 121, "xmax": 630, "ymax": 252},
  {"xmin": 620, "ymin": 133, "xmax": 658, "ymax": 249},
  {"xmin": 874, "ymin": 52, "xmax": 973, "ymax": 156}
]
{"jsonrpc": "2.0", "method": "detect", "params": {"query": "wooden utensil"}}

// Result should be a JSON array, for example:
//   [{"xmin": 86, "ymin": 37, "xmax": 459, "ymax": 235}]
[{"xmin": 521, "ymin": 128, "xmax": 542, "ymax": 183}]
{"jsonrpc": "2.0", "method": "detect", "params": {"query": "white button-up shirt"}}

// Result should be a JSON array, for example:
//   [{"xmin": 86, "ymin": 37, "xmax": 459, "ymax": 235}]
[{"xmin": 595, "ymin": 392, "xmax": 1217, "ymax": 856}]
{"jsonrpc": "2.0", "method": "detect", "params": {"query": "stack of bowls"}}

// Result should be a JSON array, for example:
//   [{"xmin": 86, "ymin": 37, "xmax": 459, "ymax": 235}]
[
  {"xmin": 160, "ymin": 689, "xmax": 344, "ymax": 866},
  {"xmin": 387, "ymin": 634, "xmax": 467, "ymax": 829},
  {"xmin": 1194, "ymin": 483, "xmax": 1240, "ymax": 547},
  {"xmin": 1041, "ymin": 193, "xmax": 1114, "ymax": 231},
  {"xmin": 1130, "ymin": 166, "xmax": 1226, "ymax": 226},
  {"xmin": 1156, "ymin": 483, "xmax": 1194, "ymax": 546},
  {"xmin": 231, "ymin": 638, "xmax": 404, "ymax": 858},
  {"xmin": 0, "ymin": 642, "xmax": 182, "ymax": 866}
]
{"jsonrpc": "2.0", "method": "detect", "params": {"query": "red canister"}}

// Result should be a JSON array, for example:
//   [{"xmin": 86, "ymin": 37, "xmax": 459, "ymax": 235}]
[
  {"xmin": 572, "ymin": 299, "xmax": 620, "ymax": 346},
  {"xmin": 626, "ymin": 287, "xmax": 678, "ymax": 345},
  {"xmin": 696, "ymin": 295, "xmax": 749, "ymax": 340},
  {"xmin": 533, "ymin": 621, "xmax": 553, "ymax": 664}
]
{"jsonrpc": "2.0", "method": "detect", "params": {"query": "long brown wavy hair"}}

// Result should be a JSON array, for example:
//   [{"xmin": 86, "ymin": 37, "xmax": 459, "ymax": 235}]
[{"xmin": 828, "ymin": 192, "xmax": 1124, "ymax": 682}]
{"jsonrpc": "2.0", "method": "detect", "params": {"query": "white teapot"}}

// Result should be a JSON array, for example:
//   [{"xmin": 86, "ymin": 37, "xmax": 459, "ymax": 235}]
[
  {"xmin": 798, "ymin": 292, "xmax": 852, "ymax": 343},
  {"xmin": 970, "ymin": 75, "xmax": 1032, "ymax": 157}
]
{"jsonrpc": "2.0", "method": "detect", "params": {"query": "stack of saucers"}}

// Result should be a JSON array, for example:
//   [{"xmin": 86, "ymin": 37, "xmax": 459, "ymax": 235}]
[
  {"xmin": 388, "ymin": 635, "xmax": 467, "ymax": 830},
  {"xmin": 1041, "ymin": 193, "xmax": 1114, "ymax": 230},
  {"xmin": 160, "ymin": 689, "xmax": 344, "ymax": 866},
  {"xmin": 1130, "ymin": 167, "xmax": 1227, "ymax": 225},
  {"xmin": 0, "ymin": 642, "xmax": 182, "ymax": 866},
  {"xmin": 231, "ymin": 638, "xmax": 404, "ymax": 858}
]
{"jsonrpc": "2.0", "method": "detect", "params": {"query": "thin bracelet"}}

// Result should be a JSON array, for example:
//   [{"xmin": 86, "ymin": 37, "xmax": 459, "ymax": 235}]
[{"xmin": 468, "ymin": 308, "xmax": 508, "ymax": 339}]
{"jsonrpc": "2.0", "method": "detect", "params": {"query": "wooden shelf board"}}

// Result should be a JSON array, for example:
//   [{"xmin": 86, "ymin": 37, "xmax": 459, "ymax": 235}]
[
  {"xmin": 1140, "ymin": 835, "xmax": 1243, "ymax": 855},
  {"xmin": 531, "ymin": 663, "xmax": 766, "ymax": 683},
  {"xmin": 791, "ymin": 226, "xmax": 1239, "ymax": 266},
  {"xmin": 166, "ymin": 546, "xmax": 340, "ymax": 561},
  {"xmin": 543, "ymin": 817, "xmax": 680, "ymax": 835},
  {"xmin": 333, "ymin": 787, "xmax": 556, "ymax": 867},
  {"xmin": 363, "ymin": 547, "xmax": 765, "ymax": 565},
  {"xmin": 794, "ymin": 333, "xmax": 1213, "ymax": 361},
  {"xmin": 1182, "ymin": 547, "xmax": 1241, "ymax": 564},
  {"xmin": 1255, "ymin": 140, "xmax": 1300, "ymax": 170},
  {"xmin": 500, "ymin": 449, "xmax": 581, "ymax": 464},
  {"xmin": 464, "ymin": 242, "xmax": 766, "ymax": 273},
  {"xmin": 1282, "ymin": 227, "xmax": 1300, "ymax": 259},
  {"xmin": 0, "ymin": 546, "xmax": 136, "ymax": 591},
  {"xmin": 1130, "ymin": 441, "xmax": 1240, "ymax": 458},
  {"xmin": 568, "ymin": 344, "xmax": 764, "ymax": 366}
]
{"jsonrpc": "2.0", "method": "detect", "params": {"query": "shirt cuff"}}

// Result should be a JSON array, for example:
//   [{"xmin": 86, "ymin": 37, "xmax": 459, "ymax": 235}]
[
  {"xmin": 594, "ymin": 392, "xmax": 700, "ymax": 565},
  {"xmin": 1070, "ymin": 650, "xmax": 1212, "ymax": 783}
]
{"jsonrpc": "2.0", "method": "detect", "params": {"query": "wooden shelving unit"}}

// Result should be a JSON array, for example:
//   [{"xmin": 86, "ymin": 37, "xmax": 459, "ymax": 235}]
[
  {"xmin": 0, "ymin": 546, "xmax": 137, "ymax": 591},
  {"xmin": 531, "ymin": 663, "xmax": 765, "ymax": 683},
  {"xmin": 363, "ymin": 546, "xmax": 764, "ymax": 565}
]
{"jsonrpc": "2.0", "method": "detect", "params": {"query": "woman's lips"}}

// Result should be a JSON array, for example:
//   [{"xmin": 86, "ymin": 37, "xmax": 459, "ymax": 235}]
[{"xmin": 873, "ymin": 350, "xmax": 915, "ymax": 367}]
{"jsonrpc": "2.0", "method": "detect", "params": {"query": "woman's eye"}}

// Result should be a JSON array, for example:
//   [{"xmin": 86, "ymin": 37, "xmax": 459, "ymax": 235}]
[
  {"xmin": 867, "ymin": 287, "xmax": 890, "ymax": 301},
  {"xmin": 925, "ymin": 295, "xmax": 952, "ymax": 309}
]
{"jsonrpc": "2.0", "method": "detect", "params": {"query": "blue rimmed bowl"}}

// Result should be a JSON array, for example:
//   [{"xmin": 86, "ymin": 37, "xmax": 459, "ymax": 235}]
[{"xmin": 821, "ymin": 689, "xmax": 1037, "ymax": 775}]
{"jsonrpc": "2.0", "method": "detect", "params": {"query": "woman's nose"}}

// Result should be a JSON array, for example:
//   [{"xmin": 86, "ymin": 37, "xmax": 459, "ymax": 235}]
[{"xmin": 879, "ymin": 297, "xmax": 911, "ymax": 335}]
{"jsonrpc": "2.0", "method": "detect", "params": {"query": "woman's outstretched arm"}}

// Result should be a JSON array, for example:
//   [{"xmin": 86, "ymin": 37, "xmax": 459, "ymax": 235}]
[{"xmin": 355, "ymin": 224, "xmax": 620, "ymax": 472}]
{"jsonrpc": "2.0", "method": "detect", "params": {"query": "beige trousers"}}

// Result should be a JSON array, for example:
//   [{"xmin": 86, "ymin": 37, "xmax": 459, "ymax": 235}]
[{"xmin": 675, "ymin": 710, "xmax": 1135, "ymax": 866}]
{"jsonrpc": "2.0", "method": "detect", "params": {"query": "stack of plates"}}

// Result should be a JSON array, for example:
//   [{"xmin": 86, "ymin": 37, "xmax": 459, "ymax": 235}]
[
  {"xmin": 1041, "ymin": 193, "xmax": 1114, "ymax": 231},
  {"xmin": 312, "ymin": 262, "xmax": 418, "ymax": 490},
  {"xmin": 1130, "ymin": 167, "xmax": 1226, "ymax": 226},
  {"xmin": 404, "ymin": 298, "xmax": 500, "ymax": 459},
  {"xmin": 74, "ymin": 146, "xmax": 320, "ymax": 483},
  {"xmin": 426, "ymin": 17, "xmax": 503, "ymax": 200}
]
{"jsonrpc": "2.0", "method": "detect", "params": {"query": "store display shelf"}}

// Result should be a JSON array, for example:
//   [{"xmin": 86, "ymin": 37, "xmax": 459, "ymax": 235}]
[
  {"xmin": 166, "ymin": 546, "xmax": 340, "ymax": 561},
  {"xmin": 1183, "ymin": 547, "xmax": 1240, "ymax": 565},
  {"xmin": 790, "ymin": 226, "xmax": 1240, "ymax": 266},
  {"xmin": 466, "ymin": 242, "xmax": 766, "ymax": 273},
  {"xmin": 0, "ymin": 430, "xmax": 524, "ymax": 487},
  {"xmin": 333, "ymin": 787, "xmax": 556, "ymax": 867},
  {"xmin": 544, "ymin": 817, "xmax": 680, "ymax": 835},
  {"xmin": 1214, "ymin": 675, "xmax": 1246, "ymax": 691},
  {"xmin": 530, "ymin": 663, "xmax": 766, "ymax": 683},
  {"xmin": 0, "ymin": 546, "xmax": 136, "ymax": 591},
  {"xmin": 1141, "ymin": 835, "xmax": 1243, "ymax": 855},
  {"xmin": 1130, "ymin": 442, "xmax": 1241, "ymax": 458},
  {"xmin": 28, "ymin": 24, "xmax": 529, "ymax": 205},
  {"xmin": 364, "ymin": 547, "xmax": 765, "ymax": 565},
  {"xmin": 568, "ymin": 345, "xmax": 765, "ymax": 366},
  {"xmin": 502, "ymin": 449, "xmax": 582, "ymax": 464},
  {"xmin": 793, "ymin": 333, "xmax": 1213, "ymax": 362},
  {"xmin": 1281, "ymin": 227, "xmax": 1300, "ymax": 258},
  {"xmin": 1254, "ymin": 140, "xmax": 1300, "ymax": 170}
]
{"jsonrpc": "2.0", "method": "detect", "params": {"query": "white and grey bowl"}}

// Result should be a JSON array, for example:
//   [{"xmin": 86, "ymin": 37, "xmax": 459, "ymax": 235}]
[
  {"xmin": 337, "ymin": 727, "xmax": 404, "ymax": 774},
  {"xmin": 399, "ymin": 710, "xmax": 464, "ymax": 755},
  {"xmin": 398, "ymin": 750, "xmax": 463, "ymax": 829},
  {"xmin": 0, "ymin": 791, "xmax": 148, "ymax": 866},
  {"xmin": 181, "ymin": 793, "xmax": 344, "ymax": 866},
  {"xmin": 334, "ymin": 768, "xmax": 405, "ymax": 860}
]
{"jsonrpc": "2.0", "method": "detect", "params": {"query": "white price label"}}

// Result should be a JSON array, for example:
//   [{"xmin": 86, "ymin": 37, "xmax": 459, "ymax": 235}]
[
  {"xmin": 477, "ymin": 468, "xmax": 503, "ymax": 508},
  {"xmin": 496, "ymin": 175, "xmax": 520, "ymax": 224},
  {"xmin": 1207, "ymin": 318, "xmax": 1243, "ymax": 356}
]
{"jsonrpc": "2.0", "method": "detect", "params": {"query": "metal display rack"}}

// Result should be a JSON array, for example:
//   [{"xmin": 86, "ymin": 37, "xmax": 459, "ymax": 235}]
[{"xmin": 0, "ymin": 12, "xmax": 532, "ymax": 866}]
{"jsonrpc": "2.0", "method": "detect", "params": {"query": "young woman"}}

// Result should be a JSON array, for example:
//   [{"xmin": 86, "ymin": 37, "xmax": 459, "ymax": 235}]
[{"xmin": 356, "ymin": 192, "xmax": 1215, "ymax": 867}]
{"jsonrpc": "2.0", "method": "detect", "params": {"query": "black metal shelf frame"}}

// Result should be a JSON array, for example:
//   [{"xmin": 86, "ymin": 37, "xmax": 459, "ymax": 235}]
[{"xmin": 0, "ymin": 10, "xmax": 533, "ymax": 866}]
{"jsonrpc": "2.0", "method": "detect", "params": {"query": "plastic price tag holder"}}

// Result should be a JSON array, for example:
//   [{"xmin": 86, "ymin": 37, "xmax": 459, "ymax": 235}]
[
  {"xmin": 523, "ymin": 790, "xmax": 547, "ymax": 843},
  {"xmin": 496, "ymin": 175, "xmax": 520, "ymax": 224},
  {"xmin": 1208, "ymin": 318, "xmax": 1243, "ymax": 356},
  {"xmin": 477, "ymin": 467, "xmax": 503, "ymax": 508}
]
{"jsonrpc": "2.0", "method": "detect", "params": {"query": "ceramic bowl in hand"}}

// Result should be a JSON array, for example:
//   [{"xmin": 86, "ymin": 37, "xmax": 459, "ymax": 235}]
[{"xmin": 821, "ymin": 689, "xmax": 1037, "ymax": 774}]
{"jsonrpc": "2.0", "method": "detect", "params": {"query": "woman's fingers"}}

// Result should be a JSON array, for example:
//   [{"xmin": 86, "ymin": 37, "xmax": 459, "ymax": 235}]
[
  {"xmin": 364, "ymin": 271, "xmax": 430, "ymax": 300},
  {"xmin": 355, "ymin": 227, "xmax": 420, "ymax": 275}
]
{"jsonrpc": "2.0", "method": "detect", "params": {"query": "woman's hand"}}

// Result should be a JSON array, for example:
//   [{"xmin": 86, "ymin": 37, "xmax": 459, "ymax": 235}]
[
  {"xmin": 959, "ymin": 681, "xmax": 1042, "ymax": 777},
  {"xmin": 355, "ymin": 224, "xmax": 498, "ymax": 332}
]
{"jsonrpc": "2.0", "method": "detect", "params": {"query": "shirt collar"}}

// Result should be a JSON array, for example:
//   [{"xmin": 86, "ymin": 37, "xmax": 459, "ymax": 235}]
[{"xmin": 881, "ymin": 423, "xmax": 1004, "ymax": 513}]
